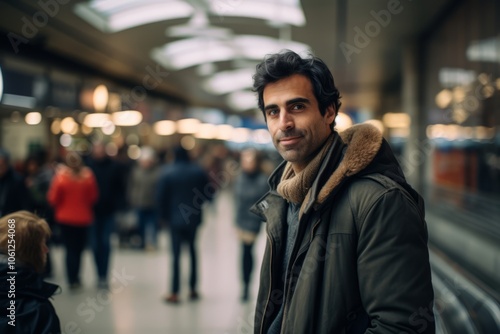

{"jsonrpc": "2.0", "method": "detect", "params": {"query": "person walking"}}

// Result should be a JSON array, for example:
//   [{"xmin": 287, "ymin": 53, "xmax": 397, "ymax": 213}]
[
  {"xmin": 250, "ymin": 50, "xmax": 435, "ymax": 333},
  {"xmin": 128, "ymin": 146, "xmax": 161, "ymax": 250},
  {"xmin": 47, "ymin": 152, "xmax": 98, "ymax": 290},
  {"xmin": 86, "ymin": 142, "xmax": 120, "ymax": 289},
  {"xmin": 157, "ymin": 146, "xmax": 211, "ymax": 304},
  {"xmin": 233, "ymin": 148, "xmax": 269, "ymax": 302}
]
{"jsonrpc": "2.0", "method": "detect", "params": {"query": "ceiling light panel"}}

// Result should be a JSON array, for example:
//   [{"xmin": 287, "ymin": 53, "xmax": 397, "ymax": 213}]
[
  {"xmin": 75, "ymin": 0, "xmax": 305, "ymax": 33},
  {"xmin": 208, "ymin": 0, "xmax": 306, "ymax": 26},
  {"xmin": 226, "ymin": 90, "xmax": 257, "ymax": 111},
  {"xmin": 152, "ymin": 38, "xmax": 236, "ymax": 70},
  {"xmin": 75, "ymin": 0, "xmax": 194, "ymax": 32},
  {"xmin": 152, "ymin": 36, "xmax": 310, "ymax": 70},
  {"xmin": 203, "ymin": 68, "xmax": 255, "ymax": 95}
]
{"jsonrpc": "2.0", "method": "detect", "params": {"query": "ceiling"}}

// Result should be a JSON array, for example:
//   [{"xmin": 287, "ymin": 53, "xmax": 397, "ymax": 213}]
[{"xmin": 0, "ymin": 0, "xmax": 456, "ymax": 120}]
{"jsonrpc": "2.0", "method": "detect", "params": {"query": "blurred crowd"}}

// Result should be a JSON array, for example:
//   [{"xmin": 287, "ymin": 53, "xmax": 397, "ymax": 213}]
[{"xmin": 0, "ymin": 142, "xmax": 278, "ymax": 295}]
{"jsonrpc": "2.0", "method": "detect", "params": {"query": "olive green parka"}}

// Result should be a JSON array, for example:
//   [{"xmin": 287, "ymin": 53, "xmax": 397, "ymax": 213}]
[{"xmin": 251, "ymin": 124, "xmax": 435, "ymax": 334}]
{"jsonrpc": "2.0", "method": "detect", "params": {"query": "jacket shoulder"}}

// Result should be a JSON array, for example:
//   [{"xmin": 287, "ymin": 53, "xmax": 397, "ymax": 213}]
[{"xmin": 346, "ymin": 173, "xmax": 415, "ymax": 206}]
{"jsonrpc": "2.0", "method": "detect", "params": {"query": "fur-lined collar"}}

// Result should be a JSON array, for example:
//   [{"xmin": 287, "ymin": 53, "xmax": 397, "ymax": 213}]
[
  {"xmin": 254, "ymin": 123, "xmax": 384, "ymax": 220},
  {"xmin": 315, "ymin": 123, "xmax": 383, "ymax": 204},
  {"xmin": 288, "ymin": 123, "xmax": 383, "ymax": 217}
]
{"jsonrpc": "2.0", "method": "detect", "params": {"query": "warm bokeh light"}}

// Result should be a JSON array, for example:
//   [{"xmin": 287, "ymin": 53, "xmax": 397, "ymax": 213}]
[
  {"xmin": 127, "ymin": 145, "xmax": 141, "ymax": 160},
  {"xmin": 112, "ymin": 110, "xmax": 143, "ymax": 126},
  {"xmin": 102, "ymin": 121, "xmax": 116, "ymax": 135},
  {"xmin": 84, "ymin": 113, "xmax": 111, "ymax": 127},
  {"xmin": 61, "ymin": 117, "xmax": 79, "ymax": 134},
  {"xmin": 382, "ymin": 112, "xmax": 411, "ymax": 128},
  {"xmin": 435, "ymin": 89, "xmax": 453, "ymax": 109},
  {"xmin": 215, "ymin": 124, "xmax": 234, "ymax": 141},
  {"xmin": 81, "ymin": 124, "xmax": 93, "ymax": 135},
  {"xmin": 231, "ymin": 127, "xmax": 251, "ymax": 143},
  {"xmin": 451, "ymin": 108, "xmax": 468, "ymax": 124},
  {"xmin": 154, "ymin": 120, "xmax": 176, "ymax": 136},
  {"xmin": 335, "ymin": 112, "xmax": 353, "ymax": 132},
  {"xmin": 93, "ymin": 84, "xmax": 109, "ymax": 111},
  {"xmin": 25, "ymin": 112, "xmax": 42, "ymax": 125},
  {"xmin": 252, "ymin": 129, "xmax": 272, "ymax": 144},
  {"xmin": 51, "ymin": 118, "xmax": 62, "ymax": 135},
  {"xmin": 194, "ymin": 123, "xmax": 217, "ymax": 139},
  {"xmin": 390, "ymin": 127, "xmax": 410, "ymax": 138},
  {"xmin": 177, "ymin": 118, "xmax": 201, "ymax": 134},
  {"xmin": 426, "ymin": 124, "xmax": 495, "ymax": 140}
]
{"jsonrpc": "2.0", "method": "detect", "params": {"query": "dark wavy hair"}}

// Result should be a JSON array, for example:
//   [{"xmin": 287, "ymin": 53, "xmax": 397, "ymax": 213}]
[{"xmin": 252, "ymin": 50, "xmax": 342, "ymax": 128}]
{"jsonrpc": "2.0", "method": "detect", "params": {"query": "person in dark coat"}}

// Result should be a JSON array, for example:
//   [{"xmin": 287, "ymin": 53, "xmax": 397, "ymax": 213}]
[
  {"xmin": 157, "ymin": 146, "xmax": 212, "ymax": 303},
  {"xmin": 233, "ymin": 148, "xmax": 269, "ymax": 302},
  {"xmin": 0, "ymin": 210, "xmax": 61, "ymax": 334},
  {"xmin": 23, "ymin": 151, "xmax": 56, "ymax": 277},
  {"xmin": 86, "ymin": 142, "xmax": 121, "ymax": 289},
  {"xmin": 250, "ymin": 50, "xmax": 434, "ymax": 333},
  {"xmin": 0, "ymin": 149, "xmax": 33, "ymax": 217}
]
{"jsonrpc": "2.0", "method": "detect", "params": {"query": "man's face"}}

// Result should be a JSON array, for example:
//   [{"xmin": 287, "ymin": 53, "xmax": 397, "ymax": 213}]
[{"xmin": 263, "ymin": 74, "xmax": 335, "ymax": 172}]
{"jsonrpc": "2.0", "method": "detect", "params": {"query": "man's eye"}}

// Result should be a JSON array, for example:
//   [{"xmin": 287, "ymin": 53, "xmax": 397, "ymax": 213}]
[
  {"xmin": 292, "ymin": 104, "xmax": 305, "ymax": 110},
  {"xmin": 268, "ymin": 109, "xmax": 278, "ymax": 116}
]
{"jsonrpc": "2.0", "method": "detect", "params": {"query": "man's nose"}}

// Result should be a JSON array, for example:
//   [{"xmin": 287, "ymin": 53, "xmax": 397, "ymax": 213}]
[{"xmin": 278, "ymin": 111, "xmax": 294, "ymax": 131}]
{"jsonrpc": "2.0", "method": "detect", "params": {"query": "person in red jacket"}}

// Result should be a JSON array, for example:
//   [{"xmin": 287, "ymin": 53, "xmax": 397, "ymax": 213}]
[{"xmin": 47, "ymin": 152, "xmax": 98, "ymax": 290}]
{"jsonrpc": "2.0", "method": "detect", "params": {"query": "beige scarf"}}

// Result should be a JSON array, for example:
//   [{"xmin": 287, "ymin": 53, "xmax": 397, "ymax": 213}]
[{"xmin": 277, "ymin": 134, "xmax": 335, "ymax": 204}]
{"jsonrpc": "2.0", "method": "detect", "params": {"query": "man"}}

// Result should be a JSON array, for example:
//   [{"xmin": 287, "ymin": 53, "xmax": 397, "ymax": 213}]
[
  {"xmin": 128, "ymin": 146, "xmax": 160, "ymax": 250},
  {"xmin": 86, "ymin": 142, "xmax": 121, "ymax": 289},
  {"xmin": 250, "ymin": 50, "xmax": 435, "ymax": 333},
  {"xmin": 157, "ymin": 146, "xmax": 212, "ymax": 303}
]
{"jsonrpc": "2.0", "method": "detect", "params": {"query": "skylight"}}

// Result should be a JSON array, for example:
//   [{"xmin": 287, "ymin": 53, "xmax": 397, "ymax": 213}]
[
  {"xmin": 151, "ymin": 35, "xmax": 310, "ymax": 70},
  {"xmin": 74, "ymin": 0, "xmax": 305, "ymax": 32},
  {"xmin": 74, "ymin": 0, "xmax": 194, "ymax": 32},
  {"xmin": 203, "ymin": 68, "xmax": 254, "ymax": 95}
]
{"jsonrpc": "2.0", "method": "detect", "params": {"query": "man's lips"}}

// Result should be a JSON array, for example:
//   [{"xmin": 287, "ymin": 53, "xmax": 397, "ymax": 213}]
[{"xmin": 279, "ymin": 136, "xmax": 302, "ymax": 146}]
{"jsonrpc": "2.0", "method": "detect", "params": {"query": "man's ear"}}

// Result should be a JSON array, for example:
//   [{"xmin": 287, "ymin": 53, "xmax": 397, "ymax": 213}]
[{"xmin": 325, "ymin": 104, "xmax": 336, "ymax": 124}]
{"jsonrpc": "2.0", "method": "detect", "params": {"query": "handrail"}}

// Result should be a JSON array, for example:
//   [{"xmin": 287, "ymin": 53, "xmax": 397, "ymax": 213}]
[{"xmin": 430, "ymin": 249, "xmax": 500, "ymax": 333}]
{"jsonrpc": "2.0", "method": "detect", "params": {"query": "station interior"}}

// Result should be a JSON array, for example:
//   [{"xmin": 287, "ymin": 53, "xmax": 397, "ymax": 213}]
[{"xmin": 0, "ymin": 0, "xmax": 499, "ymax": 333}]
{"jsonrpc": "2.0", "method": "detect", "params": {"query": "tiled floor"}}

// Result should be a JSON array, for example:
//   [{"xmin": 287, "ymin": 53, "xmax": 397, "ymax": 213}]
[{"xmin": 47, "ymin": 190, "xmax": 266, "ymax": 334}]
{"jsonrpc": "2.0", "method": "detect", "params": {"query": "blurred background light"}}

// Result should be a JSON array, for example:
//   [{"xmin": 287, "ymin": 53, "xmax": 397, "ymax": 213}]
[{"xmin": 25, "ymin": 112, "xmax": 42, "ymax": 125}]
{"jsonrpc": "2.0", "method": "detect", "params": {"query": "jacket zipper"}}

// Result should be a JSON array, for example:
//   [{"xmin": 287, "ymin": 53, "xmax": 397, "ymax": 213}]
[
  {"xmin": 280, "ymin": 218, "xmax": 321, "ymax": 332},
  {"xmin": 260, "ymin": 232, "xmax": 274, "ymax": 334}
]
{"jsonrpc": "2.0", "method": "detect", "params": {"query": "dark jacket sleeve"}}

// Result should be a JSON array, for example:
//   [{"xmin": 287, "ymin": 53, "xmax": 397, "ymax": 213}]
[
  {"xmin": 356, "ymin": 188, "xmax": 435, "ymax": 334},
  {"xmin": 3, "ymin": 299, "xmax": 62, "ymax": 334}
]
